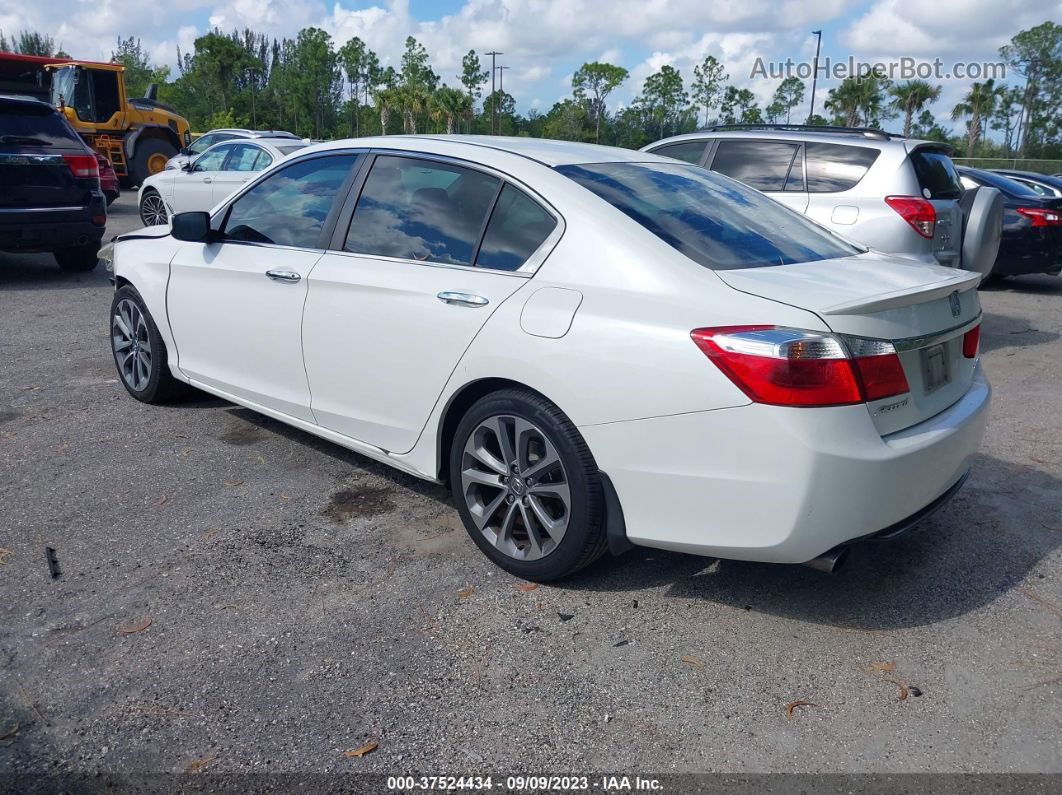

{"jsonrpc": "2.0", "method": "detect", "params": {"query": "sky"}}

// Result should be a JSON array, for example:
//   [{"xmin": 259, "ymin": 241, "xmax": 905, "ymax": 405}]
[{"xmin": 1, "ymin": 0, "xmax": 1058, "ymax": 131}]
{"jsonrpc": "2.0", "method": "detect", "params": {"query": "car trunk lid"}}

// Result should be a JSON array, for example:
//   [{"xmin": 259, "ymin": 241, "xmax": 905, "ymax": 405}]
[{"xmin": 716, "ymin": 252, "xmax": 982, "ymax": 435}]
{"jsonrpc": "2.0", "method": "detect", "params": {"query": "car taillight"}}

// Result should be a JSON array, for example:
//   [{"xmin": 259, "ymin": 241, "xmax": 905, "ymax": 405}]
[
  {"xmin": 690, "ymin": 326, "xmax": 910, "ymax": 408},
  {"xmin": 963, "ymin": 324, "xmax": 980, "ymax": 358},
  {"xmin": 1016, "ymin": 207, "xmax": 1062, "ymax": 227},
  {"xmin": 63, "ymin": 153, "xmax": 100, "ymax": 178},
  {"xmin": 885, "ymin": 195, "xmax": 936, "ymax": 238}
]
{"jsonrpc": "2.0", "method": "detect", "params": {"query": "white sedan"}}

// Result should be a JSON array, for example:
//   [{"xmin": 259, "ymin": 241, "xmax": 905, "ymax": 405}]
[
  {"xmin": 105, "ymin": 136, "xmax": 990, "ymax": 581},
  {"xmin": 137, "ymin": 137, "xmax": 307, "ymax": 226}
]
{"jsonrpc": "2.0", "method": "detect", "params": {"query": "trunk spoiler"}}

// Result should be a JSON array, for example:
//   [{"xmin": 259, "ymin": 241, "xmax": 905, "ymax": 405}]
[{"xmin": 819, "ymin": 269, "xmax": 981, "ymax": 316}]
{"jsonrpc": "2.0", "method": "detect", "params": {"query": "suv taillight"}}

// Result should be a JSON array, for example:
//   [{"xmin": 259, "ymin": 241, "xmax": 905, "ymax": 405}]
[
  {"xmin": 885, "ymin": 195, "xmax": 936, "ymax": 238},
  {"xmin": 691, "ymin": 326, "xmax": 910, "ymax": 408},
  {"xmin": 62, "ymin": 153, "xmax": 100, "ymax": 178},
  {"xmin": 1016, "ymin": 207, "xmax": 1062, "ymax": 227}
]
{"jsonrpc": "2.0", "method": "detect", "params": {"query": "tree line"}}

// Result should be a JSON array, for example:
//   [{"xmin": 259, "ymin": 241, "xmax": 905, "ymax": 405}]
[{"xmin": 2, "ymin": 21, "xmax": 1059, "ymax": 158}]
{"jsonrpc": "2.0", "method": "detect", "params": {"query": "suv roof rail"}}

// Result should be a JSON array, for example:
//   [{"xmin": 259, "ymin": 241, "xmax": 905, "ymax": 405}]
[{"xmin": 698, "ymin": 124, "xmax": 898, "ymax": 141}]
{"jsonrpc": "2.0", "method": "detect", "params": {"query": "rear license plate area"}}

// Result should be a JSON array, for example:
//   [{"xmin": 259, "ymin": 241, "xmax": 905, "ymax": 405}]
[{"xmin": 921, "ymin": 343, "xmax": 950, "ymax": 394}]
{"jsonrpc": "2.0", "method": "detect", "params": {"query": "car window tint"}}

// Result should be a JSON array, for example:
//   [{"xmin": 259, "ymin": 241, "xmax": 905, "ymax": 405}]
[
  {"xmin": 710, "ymin": 140, "xmax": 799, "ymax": 191},
  {"xmin": 189, "ymin": 134, "xmax": 215, "ymax": 154},
  {"xmin": 475, "ymin": 184, "xmax": 557, "ymax": 271},
  {"xmin": 805, "ymin": 142, "xmax": 879, "ymax": 192},
  {"xmin": 277, "ymin": 144, "xmax": 307, "ymax": 156},
  {"xmin": 649, "ymin": 141, "xmax": 706, "ymax": 164},
  {"xmin": 223, "ymin": 154, "xmax": 358, "ymax": 248},
  {"xmin": 226, "ymin": 144, "xmax": 264, "ymax": 172},
  {"xmin": 193, "ymin": 145, "xmax": 230, "ymax": 172},
  {"xmin": 345, "ymin": 155, "xmax": 500, "ymax": 265},
  {"xmin": 909, "ymin": 150, "xmax": 962, "ymax": 199},
  {"xmin": 251, "ymin": 149, "xmax": 273, "ymax": 170},
  {"xmin": 557, "ymin": 161, "xmax": 862, "ymax": 270},
  {"xmin": 0, "ymin": 103, "xmax": 83, "ymax": 147}
]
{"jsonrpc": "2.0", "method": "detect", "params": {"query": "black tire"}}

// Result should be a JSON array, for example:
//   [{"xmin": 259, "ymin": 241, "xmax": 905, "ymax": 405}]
[
  {"xmin": 109, "ymin": 285, "xmax": 187, "ymax": 403},
  {"xmin": 449, "ymin": 389, "xmax": 607, "ymax": 581},
  {"xmin": 128, "ymin": 137, "xmax": 176, "ymax": 187},
  {"xmin": 54, "ymin": 244, "xmax": 101, "ymax": 272},
  {"xmin": 139, "ymin": 187, "xmax": 169, "ymax": 227}
]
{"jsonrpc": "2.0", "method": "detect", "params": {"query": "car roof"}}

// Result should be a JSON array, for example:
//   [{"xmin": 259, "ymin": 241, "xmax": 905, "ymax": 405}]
[
  {"xmin": 992, "ymin": 169, "xmax": 1062, "ymax": 182},
  {"xmin": 0, "ymin": 93, "xmax": 57, "ymax": 110},
  {"xmin": 642, "ymin": 128, "xmax": 943, "ymax": 152},
  {"xmin": 205, "ymin": 128, "xmax": 299, "ymax": 138},
  {"xmin": 303, "ymin": 135, "xmax": 666, "ymax": 167},
  {"xmin": 199, "ymin": 138, "xmax": 307, "ymax": 155}
]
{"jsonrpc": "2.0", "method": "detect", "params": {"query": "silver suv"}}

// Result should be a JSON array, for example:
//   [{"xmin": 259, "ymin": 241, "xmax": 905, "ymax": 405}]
[
  {"xmin": 165, "ymin": 128, "xmax": 301, "ymax": 171},
  {"xmin": 642, "ymin": 125, "xmax": 1001, "ymax": 276}
]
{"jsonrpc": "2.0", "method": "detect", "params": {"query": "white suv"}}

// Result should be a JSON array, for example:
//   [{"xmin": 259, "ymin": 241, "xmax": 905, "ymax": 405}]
[
  {"xmin": 164, "ymin": 128, "xmax": 301, "ymax": 171},
  {"xmin": 643, "ymin": 125, "xmax": 1002, "ymax": 276}
]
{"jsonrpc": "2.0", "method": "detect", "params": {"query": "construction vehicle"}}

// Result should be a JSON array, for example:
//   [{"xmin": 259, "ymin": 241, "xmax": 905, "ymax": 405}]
[{"xmin": 0, "ymin": 52, "xmax": 192, "ymax": 186}]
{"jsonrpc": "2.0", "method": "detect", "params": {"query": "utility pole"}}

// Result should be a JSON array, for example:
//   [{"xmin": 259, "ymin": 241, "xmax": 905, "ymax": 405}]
[
  {"xmin": 486, "ymin": 50, "xmax": 502, "ymax": 134},
  {"xmin": 807, "ymin": 30, "xmax": 822, "ymax": 124},
  {"xmin": 496, "ymin": 64, "xmax": 510, "ymax": 133},
  {"xmin": 247, "ymin": 67, "xmax": 257, "ymax": 128}
]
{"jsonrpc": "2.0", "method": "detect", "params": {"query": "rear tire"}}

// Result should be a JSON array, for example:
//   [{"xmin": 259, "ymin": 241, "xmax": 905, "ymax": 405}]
[
  {"xmin": 54, "ymin": 245, "xmax": 100, "ymax": 272},
  {"xmin": 449, "ymin": 389, "xmax": 607, "ymax": 581},
  {"xmin": 129, "ymin": 137, "xmax": 176, "ymax": 187},
  {"xmin": 139, "ymin": 188, "xmax": 169, "ymax": 227},
  {"xmin": 110, "ymin": 285, "xmax": 187, "ymax": 403}
]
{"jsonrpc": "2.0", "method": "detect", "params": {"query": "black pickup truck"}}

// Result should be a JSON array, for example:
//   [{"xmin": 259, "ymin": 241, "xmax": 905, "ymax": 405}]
[{"xmin": 0, "ymin": 94, "xmax": 106, "ymax": 272}]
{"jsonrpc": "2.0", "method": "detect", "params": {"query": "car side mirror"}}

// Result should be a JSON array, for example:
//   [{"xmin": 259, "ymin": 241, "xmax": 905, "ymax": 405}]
[
  {"xmin": 181, "ymin": 161, "xmax": 194, "ymax": 173},
  {"xmin": 170, "ymin": 211, "xmax": 216, "ymax": 242}
]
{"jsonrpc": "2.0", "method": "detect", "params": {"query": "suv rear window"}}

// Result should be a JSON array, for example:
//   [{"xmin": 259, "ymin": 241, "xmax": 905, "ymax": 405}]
[
  {"xmin": 557, "ymin": 161, "xmax": 862, "ymax": 270},
  {"xmin": 909, "ymin": 149, "xmax": 962, "ymax": 199},
  {"xmin": 649, "ymin": 141, "xmax": 706, "ymax": 164},
  {"xmin": 805, "ymin": 142, "xmax": 879, "ymax": 192},
  {"xmin": 0, "ymin": 102, "xmax": 84, "ymax": 148}
]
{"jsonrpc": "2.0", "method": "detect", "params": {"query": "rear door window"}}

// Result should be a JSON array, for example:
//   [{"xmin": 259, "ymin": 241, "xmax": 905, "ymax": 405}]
[
  {"xmin": 909, "ymin": 149, "xmax": 962, "ymax": 199},
  {"xmin": 709, "ymin": 140, "xmax": 801, "ymax": 192},
  {"xmin": 475, "ymin": 184, "xmax": 557, "ymax": 271},
  {"xmin": 344, "ymin": 155, "xmax": 500, "ymax": 266},
  {"xmin": 225, "ymin": 144, "xmax": 267, "ymax": 171},
  {"xmin": 649, "ymin": 141, "xmax": 707, "ymax": 164},
  {"xmin": 805, "ymin": 142, "xmax": 879, "ymax": 192}
]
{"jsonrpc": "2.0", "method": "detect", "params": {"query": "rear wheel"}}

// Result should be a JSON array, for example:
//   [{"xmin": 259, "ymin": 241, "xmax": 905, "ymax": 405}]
[
  {"xmin": 54, "ymin": 245, "xmax": 100, "ymax": 272},
  {"xmin": 129, "ymin": 137, "xmax": 176, "ymax": 187},
  {"xmin": 110, "ymin": 285, "xmax": 187, "ymax": 403},
  {"xmin": 139, "ymin": 188, "xmax": 168, "ymax": 227},
  {"xmin": 449, "ymin": 389, "xmax": 607, "ymax": 581}
]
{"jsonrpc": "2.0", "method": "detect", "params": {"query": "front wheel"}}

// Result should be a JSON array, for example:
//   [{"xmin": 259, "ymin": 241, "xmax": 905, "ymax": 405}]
[
  {"xmin": 139, "ymin": 188, "xmax": 168, "ymax": 227},
  {"xmin": 449, "ymin": 389, "xmax": 607, "ymax": 581},
  {"xmin": 110, "ymin": 285, "xmax": 187, "ymax": 403}
]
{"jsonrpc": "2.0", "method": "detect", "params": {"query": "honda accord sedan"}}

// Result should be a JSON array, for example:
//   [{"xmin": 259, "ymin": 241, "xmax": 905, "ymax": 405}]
[{"xmin": 104, "ymin": 136, "xmax": 990, "ymax": 581}]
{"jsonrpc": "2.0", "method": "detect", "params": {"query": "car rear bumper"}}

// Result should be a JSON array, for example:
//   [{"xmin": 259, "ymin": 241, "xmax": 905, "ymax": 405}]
[
  {"xmin": 582, "ymin": 366, "xmax": 990, "ymax": 564},
  {"xmin": 0, "ymin": 210, "xmax": 105, "ymax": 252}
]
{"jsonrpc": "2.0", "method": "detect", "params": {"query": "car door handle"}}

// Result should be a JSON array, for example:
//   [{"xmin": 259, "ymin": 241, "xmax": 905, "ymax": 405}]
[
  {"xmin": 202, "ymin": 177, "xmax": 212, "ymax": 183},
  {"xmin": 437, "ymin": 291, "xmax": 488, "ymax": 307},
  {"xmin": 266, "ymin": 269, "xmax": 301, "ymax": 283}
]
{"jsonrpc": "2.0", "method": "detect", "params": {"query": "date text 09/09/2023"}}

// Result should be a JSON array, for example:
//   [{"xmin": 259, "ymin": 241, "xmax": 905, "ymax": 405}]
[{"xmin": 386, "ymin": 775, "xmax": 665, "ymax": 791}]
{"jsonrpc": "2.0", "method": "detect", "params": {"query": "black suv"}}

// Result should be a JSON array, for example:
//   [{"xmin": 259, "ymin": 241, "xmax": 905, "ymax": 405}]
[{"xmin": 0, "ymin": 94, "xmax": 106, "ymax": 272}]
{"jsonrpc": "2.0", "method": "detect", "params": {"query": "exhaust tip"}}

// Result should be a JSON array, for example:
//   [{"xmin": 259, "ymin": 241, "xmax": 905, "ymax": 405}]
[{"xmin": 802, "ymin": 546, "xmax": 850, "ymax": 574}]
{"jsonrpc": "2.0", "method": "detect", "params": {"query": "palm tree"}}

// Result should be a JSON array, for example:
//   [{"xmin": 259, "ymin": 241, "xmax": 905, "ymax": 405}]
[
  {"xmin": 889, "ymin": 80, "xmax": 942, "ymax": 137},
  {"xmin": 373, "ymin": 87, "xmax": 398, "ymax": 135},
  {"xmin": 952, "ymin": 79, "xmax": 1003, "ymax": 156},
  {"xmin": 432, "ymin": 86, "xmax": 473, "ymax": 134},
  {"xmin": 824, "ymin": 79, "xmax": 863, "ymax": 127}
]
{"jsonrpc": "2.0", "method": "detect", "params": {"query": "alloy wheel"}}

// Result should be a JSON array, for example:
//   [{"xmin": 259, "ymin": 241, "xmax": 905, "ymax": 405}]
[
  {"xmin": 460, "ymin": 415, "xmax": 571, "ymax": 561},
  {"xmin": 140, "ymin": 193, "xmax": 168, "ymax": 226},
  {"xmin": 112, "ymin": 298, "xmax": 152, "ymax": 392}
]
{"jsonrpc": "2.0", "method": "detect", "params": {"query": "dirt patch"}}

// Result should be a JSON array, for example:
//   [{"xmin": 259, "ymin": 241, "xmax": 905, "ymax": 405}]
[
  {"xmin": 0, "ymin": 410, "xmax": 20, "ymax": 425},
  {"xmin": 320, "ymin": 486, "xmax": 396, "ymax": 522},
  {"xmin": 217, "ymin": 424, "xmax": 266, "ymax": 446}
]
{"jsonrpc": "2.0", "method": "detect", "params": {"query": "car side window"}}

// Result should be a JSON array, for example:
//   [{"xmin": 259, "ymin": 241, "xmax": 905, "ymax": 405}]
[
  {"xmin": 193, "ymin": 145, "xmax": 232, "ymax": 172},
  {"xmin": 710, "ymin": 140, "xmax": 800, "ymax": 191},
  {"xmin": 805, "ymin": 142, "xmax": 880, "ymax": 193},
  {"xmin": 475, "ymin": 184, "xmax": 557, "ymax": 271},
  {"xmin": 189, "ymin": 133, "xmax": 215, "ymax": 154},
  {"xmin": 222, "ymin": 155, "xmax": 359, "ymax": 248},
  {"xmin": 225, "ymin": 144, "xmax": 266, "ymax": 172},
  {"xmin": 251, "ymin": 149, "xmax": 274, "ymax": 170},
  {"xmin": 344, "ymin": 155, "xmax": 500, "ymax": 266},
  {"xmin": 649, "ymin": 141, "xmax": 707, "ymax": 164}
]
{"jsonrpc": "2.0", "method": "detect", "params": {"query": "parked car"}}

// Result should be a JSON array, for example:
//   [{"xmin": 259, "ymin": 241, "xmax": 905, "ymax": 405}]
[
  {"xmin": 642, "ymin": 125, "xmax": 1002, "ymax": 278},
  {"xmin": 988, "ymin": 169, "xmax": 1062, "ymax": 199},
  {"xmin": 104, "ymin": 137, "xmax": 989, "ymax": 581},
  {"xmin": 95, "ymin": 152, "xmax": 120, "ymax": 205},
  {"xmin": 0, "ymin": 94, "xmax": 106, "ymax": 272},
  {"xmin": 165, "ymin": 128, "xmax": 300, "ymax": 171},
  {"xmin": 957, "ymin": 166, "xmax": 1062, "ymax": 278},
  {"xmin": 139, "ymin": 137, "xmax": 308, "ymax": 226}
]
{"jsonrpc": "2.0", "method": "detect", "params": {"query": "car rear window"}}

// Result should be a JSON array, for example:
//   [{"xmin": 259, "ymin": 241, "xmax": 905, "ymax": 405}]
[
  {"xmin": 805, "ymin": 142, "xmax": 880, "ymax": 192},
  {"xmin": 556, "ymin": 161, "xmax": 862, "ymax": 270},
  {"xmin": 648, "ymin": 140, "xmax": 707, "ymax": 164},
  {"xmin": 0, "ymin": 102, "xmax": 84, "ymax": 148},
  {"xmin": 909, "ymin": 149, "xmax": 962, "ymax": 199},
  {"xmin": 277, "ymin": 144, "xmax": 307, "ymax": 156}
]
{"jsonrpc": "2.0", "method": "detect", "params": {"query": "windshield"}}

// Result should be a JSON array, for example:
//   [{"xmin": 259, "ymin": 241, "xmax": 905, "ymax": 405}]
[
  {"xmin": 556, "ymin": 161, "xmax": 863, "ymax": 270},
  {"xmin": 49, "ymin": 66, "xmax": 93, "ymax": 122}
]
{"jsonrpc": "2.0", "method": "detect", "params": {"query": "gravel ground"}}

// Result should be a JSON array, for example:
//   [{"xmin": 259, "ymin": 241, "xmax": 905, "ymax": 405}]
[{"xmin": 1, "ymin": 193, "xmax": 1060, "ymax": 778}]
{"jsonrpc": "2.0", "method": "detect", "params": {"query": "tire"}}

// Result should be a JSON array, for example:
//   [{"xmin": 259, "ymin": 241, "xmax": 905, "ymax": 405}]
[
  {"xmin": 54, "ymin": 244, "xmax": 101, "ymax": 272},
  {"xmin": 139, "ymin": 188, "xmax": 169, "ymax": 227},
  {"xmin": 449, "ymin": 389, "xmax": 607, "ymax": 581},
  {"xmin": 129, "ymin": 137, "xmax": 176, "ymax": 187},
  {"xmin": 109, "ymin": 285, "xmax": 187, "ymax": 403}
]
